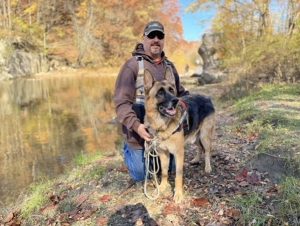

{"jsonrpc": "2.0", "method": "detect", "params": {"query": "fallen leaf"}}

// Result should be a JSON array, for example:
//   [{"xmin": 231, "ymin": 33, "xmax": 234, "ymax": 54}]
[
  {"xmin": 96, "ymin": 217, "xmax": 108, "ymax": 225},
  {"xmin": 218, "ymin": 209, "xmax": 224, "ymax": 216},
  {"xmin": 246, "ymin": 171, "xmax": 261, "ymax": 185},
  {"xmin": 117, "ymin": 165, "xmax": 128, "ymax": 173},
  {"xmin": 83, "ymin": 209, "xmax": 96, "ymax": 219},
  {"xmin": 4, "ymin": 212, "xmax": 14, "ymax": 223},
  {"xmin": 239, "ymin": 181, "xmax": 249, "ymax": 187},
  {"xmin": 191, "ymin": 198, "xmax": 210, "ymax": 207},
  {"xmin": 62, "ymin": 223, "xmax": 71, "ymax": 226},
  {"xmin": 266, "ymin": 186, "xmax": 278, "ymax": 196},
  {"xmin": 235, "ymin": 168, "xmax": 248, "ymax": 182},
  {"xmin": 163, "ymin": 203, "xmax": 181, "ymax": 216},
  {"xmin": 75, "ymin": 194, "xmax": 89, "ymax": 207},
  {"xmin": 135, "ymin": 218, "xmax": 144, "ymax": 226},
  {"xmin": 41, "ymin": 204, "xmax": 58, "ymax": 216},
  {"xmin": 49, "ymin": 194, "xmax": 61, "ymax": 204},
  {"xmin": 226, "ymin": 208, "xmax": 241, "ymax": 220},
  {"xmin": 99, "ymin": 194, "xmax": 112, "ymax": 203},
  {"xmin": 247, "ymin": 132, "xmax": 258, "ymax": 142}
]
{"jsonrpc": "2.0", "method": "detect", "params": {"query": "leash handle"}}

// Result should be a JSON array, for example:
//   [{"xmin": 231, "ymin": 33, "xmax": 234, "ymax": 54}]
[{"xmin": 144, "ymin": 140, "xmax": 160, "ymax": 200}]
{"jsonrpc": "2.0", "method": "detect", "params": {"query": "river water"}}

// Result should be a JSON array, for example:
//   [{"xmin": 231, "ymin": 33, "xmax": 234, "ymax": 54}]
[{"xmin": 0, "ymin": 75, "xmax": 119, "ymax": 206}]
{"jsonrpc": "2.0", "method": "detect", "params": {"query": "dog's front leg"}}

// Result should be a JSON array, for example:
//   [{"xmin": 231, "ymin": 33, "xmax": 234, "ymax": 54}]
[
  {"xmin": 174, "ymin": 148, "xmax": 184, "ymax": 203},
  {"xmin": 158, "ymin": 151, "xmax": 171, "ymax": 193}
]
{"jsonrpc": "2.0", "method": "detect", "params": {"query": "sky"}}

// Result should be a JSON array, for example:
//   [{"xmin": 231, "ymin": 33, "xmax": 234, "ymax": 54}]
[
  {"xmin": 179, "ymin": 0, "xmax": 281, "ymax": 42},
  {"xmin": 179, "ymin": 0, "xmax": 216, "ymax": 42}
]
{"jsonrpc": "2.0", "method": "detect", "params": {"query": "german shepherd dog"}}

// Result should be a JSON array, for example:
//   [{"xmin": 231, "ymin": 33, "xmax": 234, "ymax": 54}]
[{"xmin": 143, "ymin": 68, "xmax": 215, "ymax": 203}]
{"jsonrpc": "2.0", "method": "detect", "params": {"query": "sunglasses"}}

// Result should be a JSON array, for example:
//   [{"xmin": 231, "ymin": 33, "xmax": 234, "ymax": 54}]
[{"xmin": 147, "ymin": 31, "xmax": 165, "ymax": 40}]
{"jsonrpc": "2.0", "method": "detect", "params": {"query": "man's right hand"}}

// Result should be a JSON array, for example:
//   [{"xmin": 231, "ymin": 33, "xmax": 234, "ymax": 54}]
[{"xmin": 137, "ymin": 124, "xmax": 151, "ymax": 142}]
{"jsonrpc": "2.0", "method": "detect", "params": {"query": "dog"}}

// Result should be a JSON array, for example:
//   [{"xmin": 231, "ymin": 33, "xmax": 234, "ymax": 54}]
[{"xmin": 143, "ymin": 68, "xmax": 215, "ymax": 203}]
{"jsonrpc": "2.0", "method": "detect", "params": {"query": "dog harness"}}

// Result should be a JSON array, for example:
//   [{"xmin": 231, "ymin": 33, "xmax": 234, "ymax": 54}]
[
  {"xmin": 171, "ymin": 99, "xmax": 189, "ymax": 135},
  {"xmin": 134, "ymin": 56, "xmax": 175, "ymax": 105}
]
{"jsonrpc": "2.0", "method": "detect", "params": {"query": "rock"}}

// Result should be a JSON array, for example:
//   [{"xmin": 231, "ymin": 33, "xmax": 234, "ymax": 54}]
[
  {"xmin": 198, "ymin": 33, "xmax": 221, "ymax": 70},
  {"xmin": 0, "ymin": 38, "xmax": 67, "ymax": 80},
  {"xmin": 196, "ymin": 33, "xmax": 226, "ymax": 85},
  {"xmin": 8, "ymin": 50, "xmax": 49, "ymax": 77}
]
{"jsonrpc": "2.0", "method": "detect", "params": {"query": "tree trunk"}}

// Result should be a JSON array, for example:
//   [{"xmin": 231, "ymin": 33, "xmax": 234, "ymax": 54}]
[
  {"xmin": 253, "ymin": 0, "xmax": 270, "ymax": 37},
  {"xmin": 7, "ymin": 0, "xmax": 11, "ymax": 30},
  {"xmin": 2, "ymin": 0, "xmax": 8, "ymax": 29},
  {"xmin": 287, "ymin": 0, "xmax": 300, "ymax": 37}
]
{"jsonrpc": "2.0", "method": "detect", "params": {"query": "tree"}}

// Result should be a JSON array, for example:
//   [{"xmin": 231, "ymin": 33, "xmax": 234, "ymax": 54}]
[{"xmin": 286, "ymin": 0, "xmax": 300, "ymax": 36}]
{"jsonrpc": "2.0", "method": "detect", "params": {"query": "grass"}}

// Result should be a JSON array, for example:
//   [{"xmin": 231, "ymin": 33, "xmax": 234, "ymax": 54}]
[
  {"xmin": 278, "ymin": 177, "xmax": 300, "ymax": 225},
  {"xmin": 18, "ymin": 150, "xmax": 107, "ymax": 220},
  {"xmin": 21, "ymin": 181, "xmax": 53, "ymax": 218},
  {"xmin": 234, "ymin": 84, "xmax": 300, "ymax": 155},
  {"xmin": 231, "ymin": 83, "xmax": 300, "ymax": 224},
  {"xmin": 74, "ymin": 151, "xmax": 103, "ymax": 166},
  {"xmin": 232, "ymin": 193, "xmax": 268, "ymax": 225}
]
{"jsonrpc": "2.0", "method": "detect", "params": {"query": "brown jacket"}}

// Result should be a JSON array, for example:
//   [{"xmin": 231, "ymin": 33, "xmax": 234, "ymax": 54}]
[{"xmin": 114, "ymin": 43, "xmax": 189, "ymax": 149}]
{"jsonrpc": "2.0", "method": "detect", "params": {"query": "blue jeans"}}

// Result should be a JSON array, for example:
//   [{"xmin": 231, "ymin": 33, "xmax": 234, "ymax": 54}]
[{"xmin": 123, "ymin": 143, "xmax": 176, "ymax": 182}]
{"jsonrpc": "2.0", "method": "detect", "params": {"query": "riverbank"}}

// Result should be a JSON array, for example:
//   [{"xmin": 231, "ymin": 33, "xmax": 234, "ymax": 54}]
[{"xmin": 1, "ymin": 82, "xmax": 299, "ymax": 225}]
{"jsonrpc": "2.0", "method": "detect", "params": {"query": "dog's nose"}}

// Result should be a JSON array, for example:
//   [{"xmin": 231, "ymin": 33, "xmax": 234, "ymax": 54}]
[{"xmin": 171, "ymin": 98, "xmax": 179, "ymax": 107}]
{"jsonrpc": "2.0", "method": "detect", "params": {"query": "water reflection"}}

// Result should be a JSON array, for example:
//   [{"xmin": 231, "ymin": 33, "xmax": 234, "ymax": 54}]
[{"xmin": 0, "ymin": 75, "xmax": 118, "ymax": 205}]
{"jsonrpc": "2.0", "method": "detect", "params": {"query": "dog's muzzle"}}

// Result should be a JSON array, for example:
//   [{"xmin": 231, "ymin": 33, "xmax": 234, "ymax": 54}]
[{"xmin": 159, "ymin": 97, "xmax": 179, "ymax": 117}]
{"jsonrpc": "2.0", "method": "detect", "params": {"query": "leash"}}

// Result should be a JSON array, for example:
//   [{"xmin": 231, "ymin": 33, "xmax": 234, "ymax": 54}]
[
  {"xmin": 171, "ymin": 99, "xmax": 189, "ymax": 135},
  {"xmin": 144, "ymin": 139, "xmax": 160, "ymax": 200},
  {"xmin": 143, "ymin": 99, "xmax": 188, "ymax": 200}
]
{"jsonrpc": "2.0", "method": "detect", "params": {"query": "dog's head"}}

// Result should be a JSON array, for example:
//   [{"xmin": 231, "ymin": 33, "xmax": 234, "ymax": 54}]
[{"xmin": 144, "ymin": 68, "xmax": 179, "ymax": 118}]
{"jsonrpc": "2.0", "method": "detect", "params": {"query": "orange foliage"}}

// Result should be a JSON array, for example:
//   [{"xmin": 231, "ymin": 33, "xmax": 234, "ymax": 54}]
[{"xmin": 2, "ymin": 0, "xmax": 188, "ymax": 66}]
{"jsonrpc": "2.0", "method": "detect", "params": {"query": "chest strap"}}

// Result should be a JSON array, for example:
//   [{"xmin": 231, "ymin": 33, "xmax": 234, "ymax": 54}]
[
  {"xmin": 135, "ymin": 56, "xmax": 145, "ymax": 104},
  {"xmin": 134, "ymin": 56, "xmax": 175, "ymax": 105}
]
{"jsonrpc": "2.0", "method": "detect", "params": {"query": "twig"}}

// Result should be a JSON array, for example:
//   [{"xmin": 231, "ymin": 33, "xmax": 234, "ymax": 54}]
[
  {"xmin": 76, "ymin": 191, "xmax": 95, "ymax": 208},
  {"xmin": 259, "ymin": 152, "xmax": 289, "ymax": 160}
]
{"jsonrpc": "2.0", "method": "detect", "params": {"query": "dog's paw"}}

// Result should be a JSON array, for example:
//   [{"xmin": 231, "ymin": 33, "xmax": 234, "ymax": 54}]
[
  {"xmin": 204, "ymin": 165, "xmax": 212, "ymax": 174},
  {"xmin": 173, "ymin": 190, "xmax": 183, "ymax": 203},
  {"xmin": 159, "ymin": 182, "xmax": 171, "ymax": 194},
  {"xmin": 190, "ymin": 155, "xmax": 201, "ymax": 165}
]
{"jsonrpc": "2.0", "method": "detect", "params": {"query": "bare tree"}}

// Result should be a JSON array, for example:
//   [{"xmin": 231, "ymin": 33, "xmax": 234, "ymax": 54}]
[
  {"xmin": 253, "ymin": 0, "xmax": 270, "ymax": 37},
  {"xmin": 0, "ymin": 0, "xmax": 12, "ymax": 30},
  {"xmin": 68, "ymin": 0, "xmax": 103, "ymax": 67},
  {"xmin": 286, "ymin": 0, "xmax": 300, "ymax": 36}
]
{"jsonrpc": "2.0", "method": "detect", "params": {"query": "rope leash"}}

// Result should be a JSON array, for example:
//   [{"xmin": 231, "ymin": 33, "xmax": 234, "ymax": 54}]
[
  {"xmin": 144, "ymin": 139, "xmax": 160, "ymax": 200},
  {"xmin": 143, "ymin": 99, "xmax": 189, "ymax": 200}
]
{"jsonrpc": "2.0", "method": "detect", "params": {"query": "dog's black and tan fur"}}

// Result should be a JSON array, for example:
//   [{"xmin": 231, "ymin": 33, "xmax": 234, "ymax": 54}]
[{"xmin": 144, "ymin": 68, "xmax": 215, "ymax": 203}]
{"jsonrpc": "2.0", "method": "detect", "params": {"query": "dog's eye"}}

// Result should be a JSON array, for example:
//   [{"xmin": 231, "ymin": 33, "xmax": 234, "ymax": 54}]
[
  {"xmin": 157, "ymin": 88, "xmax": 165, "ymax": 97},
  {"xmin": 169, "ymin": 87, "xmax": 175, "ymax": 94}
]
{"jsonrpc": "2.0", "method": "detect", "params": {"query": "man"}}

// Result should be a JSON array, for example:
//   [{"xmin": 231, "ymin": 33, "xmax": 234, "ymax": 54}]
[{"xmin": 114, "ymin": 21, "xmax": 189, "ymax": 183}]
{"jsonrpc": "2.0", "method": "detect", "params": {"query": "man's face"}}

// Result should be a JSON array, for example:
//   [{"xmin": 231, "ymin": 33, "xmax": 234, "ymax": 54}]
[{"xmin": 143, "ymin": 31, "xmax": 165, "ymax": 59}]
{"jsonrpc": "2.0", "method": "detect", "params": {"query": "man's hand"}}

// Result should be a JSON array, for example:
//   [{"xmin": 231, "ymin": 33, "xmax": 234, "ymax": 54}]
[{"xmin": 137, "ymin": 124, "xmax": 151, "ymax": 142}]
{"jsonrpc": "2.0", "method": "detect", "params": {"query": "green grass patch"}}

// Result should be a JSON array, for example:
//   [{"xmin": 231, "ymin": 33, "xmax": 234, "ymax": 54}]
[
  {"xmin": 74, "ymin": 151, "xmax": 103, "ymax": 166},
  {"xmin": 232, "ymin": 193, "xmax": 268, "ymax": 225},
  {"xmin": 19, "ymin": 151, "xmax": 106, "ymax": 219},
  {"xmin": 278, "ymin": 177, "xmax": 300, "ymax": 224},
  {"xmin": 234, "ymin": 84, "xmax": 300, "ymax": 155},
  {"xmin": 87, "ymin": 166, "xmax": 106, "ymax": 180},
  {"xmin": 21, "ymin": 181, "xmax": 53, "ymax": 218},
  {"xmin": 58, "ymin": 199, "xmax": 78, "ymax": 213}
]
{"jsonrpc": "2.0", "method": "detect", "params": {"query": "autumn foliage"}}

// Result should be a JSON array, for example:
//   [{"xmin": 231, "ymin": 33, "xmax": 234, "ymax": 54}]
[{"xmin": 0, "ymin": 0, "xmax": 195, "ymax": 69}]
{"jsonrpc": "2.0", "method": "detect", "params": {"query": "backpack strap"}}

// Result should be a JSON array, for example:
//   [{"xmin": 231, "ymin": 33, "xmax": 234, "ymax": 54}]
[
  {"xmin": 164, "ymin": 59, "xmax": 174, "ymax": 74},
  {"xmin": 164, "ymin": 59, "xmax": 177, "ymax": 90},
  {"xmin": 134, "ymin": 57, "xmax": 175, "ymax": 104},
  {"xmin": 135, "ymin": 56, "xmax": 145, "ymax": 104}
]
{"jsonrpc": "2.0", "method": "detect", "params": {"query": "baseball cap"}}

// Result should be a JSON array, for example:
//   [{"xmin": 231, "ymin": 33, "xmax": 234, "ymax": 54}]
[{"xmin": 144, "ymin": 21, "xmax": 164, "ymax": 36}]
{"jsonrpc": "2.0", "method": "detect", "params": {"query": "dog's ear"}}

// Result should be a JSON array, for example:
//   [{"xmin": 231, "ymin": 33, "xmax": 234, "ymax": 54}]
[
  {"xmin": 144, "ymin": 69, "xmax": 154, "ymax": 93},
  {"xmin": 164, "ymin": 67, "xmax": 175, "ymax": 86}
]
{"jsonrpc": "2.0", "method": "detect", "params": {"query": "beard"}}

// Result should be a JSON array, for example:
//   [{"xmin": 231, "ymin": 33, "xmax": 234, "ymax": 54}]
[{"xmin": 150, "ymin": 43, "xmax": 162, "ymax": 56}]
